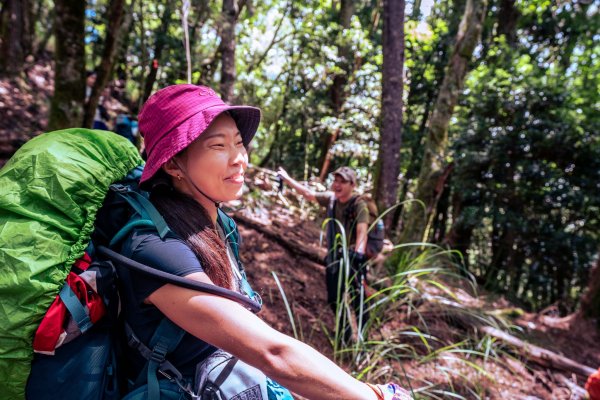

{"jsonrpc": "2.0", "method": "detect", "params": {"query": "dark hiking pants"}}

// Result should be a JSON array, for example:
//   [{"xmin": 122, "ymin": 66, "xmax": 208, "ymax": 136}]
[{"xmin": 325, "ymin": 255, "xmax": 370, "ymax": 342}]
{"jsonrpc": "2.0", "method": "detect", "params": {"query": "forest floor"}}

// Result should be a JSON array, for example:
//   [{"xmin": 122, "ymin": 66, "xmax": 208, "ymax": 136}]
[
  {"xmin": 2, "ymin": 60, "xmax": 599, "ymax": 399},
  {"xmin": 0, "ymin": 57, "xmax": 53, "ymax": 165},
  {"xmin": 237, "ymin": 195, "xmax": 600, "ymax": 400}
]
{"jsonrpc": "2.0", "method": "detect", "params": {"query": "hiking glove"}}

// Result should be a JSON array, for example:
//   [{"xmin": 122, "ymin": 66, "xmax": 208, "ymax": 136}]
[{"xmin": 366, "ymin": 383, "xmax": 413, "ymax": 400}]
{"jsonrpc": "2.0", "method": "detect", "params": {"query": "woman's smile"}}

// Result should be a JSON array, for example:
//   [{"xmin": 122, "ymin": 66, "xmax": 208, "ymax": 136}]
[{"xmin": 225, "ymin": 172, "xmax": 245, "ymax": 184}]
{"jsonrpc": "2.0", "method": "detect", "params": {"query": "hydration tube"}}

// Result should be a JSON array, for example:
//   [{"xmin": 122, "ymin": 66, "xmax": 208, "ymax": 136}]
[{"xmin": 96, "ymin": 245, "xmax": 262, "ymax": 313}]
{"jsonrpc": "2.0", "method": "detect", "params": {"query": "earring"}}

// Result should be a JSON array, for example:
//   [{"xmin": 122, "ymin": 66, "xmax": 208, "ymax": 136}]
[{"xmin": 177, "ymin": 175, "xmax": 182, "ymax": 181}]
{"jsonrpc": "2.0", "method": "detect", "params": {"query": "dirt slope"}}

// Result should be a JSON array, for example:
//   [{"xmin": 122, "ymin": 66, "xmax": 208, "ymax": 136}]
[{"xmin": 237, "ymin": 201, "xmax": 600, "ymax": 399}]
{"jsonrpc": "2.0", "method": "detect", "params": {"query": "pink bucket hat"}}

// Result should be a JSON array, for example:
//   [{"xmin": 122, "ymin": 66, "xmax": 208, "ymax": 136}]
[{"xmin": 138, "ymin": 84, "xmax": 261, "ymax": 184}]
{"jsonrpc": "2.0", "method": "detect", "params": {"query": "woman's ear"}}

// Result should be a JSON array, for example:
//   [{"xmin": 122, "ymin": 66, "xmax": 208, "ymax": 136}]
[{"xmin": 162, "ymin": 158, "xmax": 183, "ymax": 179}]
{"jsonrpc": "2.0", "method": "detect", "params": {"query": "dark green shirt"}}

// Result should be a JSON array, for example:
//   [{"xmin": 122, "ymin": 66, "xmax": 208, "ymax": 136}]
[{"xmin": 315, "ymin": 193, "xmax": 369, "ymax": 248}]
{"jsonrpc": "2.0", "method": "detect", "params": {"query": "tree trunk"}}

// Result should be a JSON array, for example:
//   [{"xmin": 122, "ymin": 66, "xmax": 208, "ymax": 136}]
[
  {"xmin": 1, "ymin": 0, "xmax": 33, "ymax": 76},
  {"xmin": 445, "ymin": 191, "xmax": 478, "ymax": 271},
  {"xmin": 480, "ymin": 326, "xmax": 596, "ymax": 378},
  {"xmin": 141, "ymin": 2, "xmax": 172, "ymax": 104},
  {"xmin": 35, "ymin": 5, "xmax": 54, "ymax": 56},
  {"xmin": 0, "ymin": 1, "xmax": 8, "ymax": 64},
  {"xmin": 410, "ymin": 0, "xmax": 422, "ymax": 20},
  {"xmin": 317, "ymin": 0, "xmax": 354, "ymax": 181},
  {"xmin": 375, "ymin": 0, "xmax": 405, "ymax": 228},
  {"xmin": 48, "ymin": 0, "xmax": 85, "ymax": 130},
  {"xmin": 400, "ymin": 0, "xmax": 487, "ymax": 245},
  {"xmin": 219, "ymin": 0, "xmax": 239, "ymax": 102},
  {"xmin": 496, "ymin": 0, "xmax": 519, "ymax": 46},
  {"xmin": 258, "ymin": 25, "xmax": 299, "ymax": 168},
  {"xmin": 423, "ymin": 294, "xmax": 597, "ymax": 379},
  {"xmin": 488, "ymin": 222, "xmax": 518, "ymax": 291},
  {"xmin": 329, "ymin": 0, "xmax": 353, "ymax": 115},
  {"xmin": 394, "ymin": 0, "xmax": 467, "ymax": 235},
  {"xmin": 112, "ymin": 3, "xmax": 135, "ymax": 106},
  {"xmin": 580, "ymin": 251, "xmax": 600, "ymax": 325},
  {"xmin": 23, "ymin": 0, "xmax": 33, "ymax": 57},
  {"xmin": 259, "ymin": 74, "xmax": 292, "ymax": 168},
  {"xmin": 83, "ymin": 0, "xmax": 126, "ymax": 128},
  {"xmin": 431, "ymin": 176, "xmax": 451, "ymax": 243}
]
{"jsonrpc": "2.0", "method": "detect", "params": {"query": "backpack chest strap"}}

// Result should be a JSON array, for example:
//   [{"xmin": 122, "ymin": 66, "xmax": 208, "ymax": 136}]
[{"xmin": 126, "ymin": 319, "xmax": 195, "ymax": 400}]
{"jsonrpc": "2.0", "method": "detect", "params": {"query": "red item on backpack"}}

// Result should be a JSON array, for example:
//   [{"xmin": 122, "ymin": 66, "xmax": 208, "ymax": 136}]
[
  {"xmin": 33, "ymin": 252, "xmax": 106, "ymax": 355},
  {"xmin": 587, "ymin": 368, "xmax": 600, "ymax": 400}
]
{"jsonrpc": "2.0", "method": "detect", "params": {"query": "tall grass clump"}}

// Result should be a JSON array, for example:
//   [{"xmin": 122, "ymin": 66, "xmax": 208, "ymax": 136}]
[{"xmin": 318, "ymin": 208, "xmax": 514, "ymax": 399}]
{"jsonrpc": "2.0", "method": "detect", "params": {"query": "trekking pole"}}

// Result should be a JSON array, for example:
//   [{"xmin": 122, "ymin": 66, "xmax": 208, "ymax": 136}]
[{"xmin": 357, "ymin": 273, "xmax": 366, "ymax": 345}]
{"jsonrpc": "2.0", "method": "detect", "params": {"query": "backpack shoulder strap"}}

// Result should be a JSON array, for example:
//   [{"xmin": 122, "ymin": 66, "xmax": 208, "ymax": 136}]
[
  {"xmin": 126, "ymin": 319, "xmax": 190, "ymax": 400},
  {"xmin": 108, "ymin": 184, "xmax": 173, "ymax": 248},
  {"xmin": 216, "ymin": 209, "xmax": 262, "ymax": 306},
  {"xmin": 58, "ymin": 284, "xmax": 93, "ymax": 334},
  {"xmin": 343, "ymin": 195, "xmax": 360, "ymax": 223},
  {"xmin": 217, "ymin": 208, "xmax": 241, "ymax": 261},
  {"xmin": 327, "ymin": 194, "xmax": 336, "ymax": 218}
]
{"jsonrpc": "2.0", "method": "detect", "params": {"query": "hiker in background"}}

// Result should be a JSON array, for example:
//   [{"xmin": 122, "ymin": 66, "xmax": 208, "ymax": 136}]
[
  {"xmin": 114, "ymin": 113, "xmax": 138, "ymax": 144},
  {"xmin": 277, "ymin": 166, "xmax": 376, "ymax": 341},
  {"xmin": 85, "ymin": 71, "xmax": 111, "ymax": 130},
  {"xmin": 122, "ymin": 84, "xmax": 411, "ymax": 400}
]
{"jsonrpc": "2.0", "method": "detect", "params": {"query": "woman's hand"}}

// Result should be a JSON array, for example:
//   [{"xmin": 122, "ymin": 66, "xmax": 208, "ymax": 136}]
[{"xmin": 366, "ymin": 383, "xmax": 413, "ymax": 400}]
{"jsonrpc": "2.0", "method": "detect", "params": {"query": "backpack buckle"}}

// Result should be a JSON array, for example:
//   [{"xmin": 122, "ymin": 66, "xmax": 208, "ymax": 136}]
[
  {"xmin": 110, "ymin": 183, "xmax": 130, "ymax": 193},
  {"xmin": 150, "ymin": 343, "xmax": 168, "ymax": 363},
  {"xmin": 158, "ymin": 361, "xmax": 183, "ymax": 382},
  {"xmin": 127, "ymin": 333, "xmax": 141, "ymax": 350},
  {"xmin": 159, "ymin": 362, "xmax": 197, "ymax": 399}
]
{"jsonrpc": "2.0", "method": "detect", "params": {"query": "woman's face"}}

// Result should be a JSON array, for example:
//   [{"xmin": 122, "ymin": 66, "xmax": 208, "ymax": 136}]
[{"xmin": 175, "ymin": 113, "xmax": 248, "ymax": 204}]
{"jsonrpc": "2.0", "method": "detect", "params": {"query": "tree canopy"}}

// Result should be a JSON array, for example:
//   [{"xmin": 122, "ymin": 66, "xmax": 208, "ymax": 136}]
[{"xmin": 0, "ymin": 0, "xmax": 598, "ymax": 315}]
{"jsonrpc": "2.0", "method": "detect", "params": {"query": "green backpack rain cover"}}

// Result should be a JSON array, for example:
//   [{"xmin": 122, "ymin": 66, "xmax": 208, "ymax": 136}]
[{"xmin": 0, "ymin": 129, "xmax": 143, "ymax": 399}]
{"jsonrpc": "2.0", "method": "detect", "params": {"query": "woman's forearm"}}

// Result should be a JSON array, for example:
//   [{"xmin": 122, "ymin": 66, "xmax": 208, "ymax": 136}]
[
  {"xmin": 260, "ymin": 334, "xmax": 378, "ymax": 400},
  {"xmin": 150, "ymin": 283, "xmax": 377, "ymax": 400}
]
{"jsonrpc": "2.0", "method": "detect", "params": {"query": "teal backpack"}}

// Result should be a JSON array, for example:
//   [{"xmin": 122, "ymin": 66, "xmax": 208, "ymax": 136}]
[{"xmin": 0, "ymin": 129, "xmax": 289, "ymax": 400}]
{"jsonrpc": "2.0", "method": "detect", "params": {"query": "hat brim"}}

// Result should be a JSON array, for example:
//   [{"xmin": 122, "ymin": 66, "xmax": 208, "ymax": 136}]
[
  {"xmin": 332, "ymin": 171, "xmax": 356, "ymax": 185},
  {"xmin": 140, "ymin": 104, "xmax": 261, "ymax": 185}
]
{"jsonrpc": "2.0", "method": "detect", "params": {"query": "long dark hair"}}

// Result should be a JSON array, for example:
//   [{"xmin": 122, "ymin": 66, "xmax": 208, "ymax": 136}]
[{"xmin": 148, "ymin": 170, "xmax": 233, "ymax": 289}]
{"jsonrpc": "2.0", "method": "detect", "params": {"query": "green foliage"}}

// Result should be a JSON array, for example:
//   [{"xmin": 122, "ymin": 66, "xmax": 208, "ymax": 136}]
[
  {"xmin": 449, "ymin": 1, "xmax": 599, "ymax": 310},
  {"xmin": 326, "ymin": 230, "xmax": 510, "ymax": 399},
  {"xmin": 33, "ymin": 0, "xmax": 600, "ymax": 316},
  {"xmin": 10, "ymin": 0, "xmax": 597, "ymax": 395},
  {"xmin": 232, "ymin": 1, "xmax": 385, "ymax": 183}
]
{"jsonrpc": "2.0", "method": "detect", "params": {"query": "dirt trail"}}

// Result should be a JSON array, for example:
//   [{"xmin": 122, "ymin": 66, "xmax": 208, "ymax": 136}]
[{"xmin": 237, "ymin": 203, "xmax": 600, "ymax": 399}]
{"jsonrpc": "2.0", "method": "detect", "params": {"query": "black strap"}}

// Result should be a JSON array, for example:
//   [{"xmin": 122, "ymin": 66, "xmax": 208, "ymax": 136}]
[
  {"xmin": 96, "ymin": 246, "xmax": 262, "ymax": 313},
  {"xmin": 213, "ymin": 357, "xmax": 239, "ymax": 388},
  {"xmin": 325, "ymin": 195, "xmax": 338, "ymax": 265},
  {"xmin": 343, "ymin": 195, "xmax": 359, "ymax": 223},
  {"xmin": 124, "ymin": 322, "xmax": 183, "ymax": 381},
  {"xmin": 126, "ymin": 319, "xmax": 187, "ymax": 400}
]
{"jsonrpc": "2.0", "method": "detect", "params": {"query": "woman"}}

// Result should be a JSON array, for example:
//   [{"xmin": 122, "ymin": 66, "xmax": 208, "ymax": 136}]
[{"xmin": 121, "ymin": 84, "xmax": 411, "ymax": 400}]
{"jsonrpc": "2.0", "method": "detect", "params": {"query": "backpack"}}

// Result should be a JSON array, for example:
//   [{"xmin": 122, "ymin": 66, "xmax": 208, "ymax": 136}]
[
  {"xmin": 331, "ymin": 194, "xmax": 385, "ymax": 259},
  {"xmin": 0, "ymin": 129, "xmax": 262, "ymax": 400}
]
